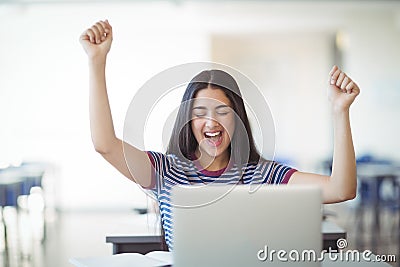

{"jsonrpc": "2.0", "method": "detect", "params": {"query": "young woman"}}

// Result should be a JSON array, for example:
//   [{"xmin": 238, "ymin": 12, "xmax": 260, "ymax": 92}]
[{"xmin": 80, "ymin": 20, "xmax": 360, "ymax": 250}]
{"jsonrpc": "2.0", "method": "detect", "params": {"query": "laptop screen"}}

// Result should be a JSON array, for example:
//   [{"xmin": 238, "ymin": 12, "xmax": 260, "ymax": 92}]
[{"xmin": 171, "ymin": 184, "xmax": 322, "ymax": 267}]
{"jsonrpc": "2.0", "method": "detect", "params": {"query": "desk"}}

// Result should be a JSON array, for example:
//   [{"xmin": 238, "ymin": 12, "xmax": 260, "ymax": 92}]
[
  {"xmin": 70, "ymin": 251, "xmax": 391, "ymax": 267},
  {"xmin": 106, "ymin": 235, "xmax": 166, "ymax": 255},
  {"xmin": 322, "ymin": 220, "xmax": 347, "ymax": 251},
  {"xmin": 106, "ymin": 220, "xmax": 346, "ymax": 255}
]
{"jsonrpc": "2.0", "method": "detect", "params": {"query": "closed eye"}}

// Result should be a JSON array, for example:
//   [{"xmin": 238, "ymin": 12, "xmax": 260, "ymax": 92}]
[
  {"xmin": 216, "ymin": 106, "xmax": 231, "ymax": 116},
  {"xmin": 192, "ymin": 107, "xmax": 207, "ymax": 117},
  {"xmin": 194, "ymin": 113, "xmax": 206, "ymax": 117}
]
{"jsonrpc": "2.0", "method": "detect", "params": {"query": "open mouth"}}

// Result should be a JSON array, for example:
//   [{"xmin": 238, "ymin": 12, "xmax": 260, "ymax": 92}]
[{"xmin": 203, "ymin": 131, "xmax": 223, "ymax": 147}]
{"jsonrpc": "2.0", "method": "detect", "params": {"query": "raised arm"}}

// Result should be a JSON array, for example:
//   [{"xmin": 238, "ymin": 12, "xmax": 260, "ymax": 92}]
[
  {"xmin": 289, "ymin": 65, "xmax": 360, "ymax": 204},
  {"xmin": 79, "ymin": 20, "xmax": 153, "ymax": 188}
]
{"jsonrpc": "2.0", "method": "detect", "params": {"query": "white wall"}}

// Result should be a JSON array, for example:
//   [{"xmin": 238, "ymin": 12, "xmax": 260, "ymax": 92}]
[
  {"xmin": 211, "ymin": 33, "xmax": 333, "ymax": 171},
  {"xmin": 1, "ymin": 1, "xmax": 399, "ymax": 210},
  {"xmin": 344, "ymin": 12, "xmax": 400, "ymax": 159},
  {"xmin": 0, "ymin": 3, "xmax": 211, "ymax": 210}
]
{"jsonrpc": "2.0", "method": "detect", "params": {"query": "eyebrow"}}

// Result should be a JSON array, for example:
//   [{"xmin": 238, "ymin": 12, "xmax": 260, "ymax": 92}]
[
  {"xmin": 215, "ymin": 105, "xmax": 230, "ymax": 109},
  {"xmin": 192, "ymin": 105, "xmax": 230, "ymax": 110}
]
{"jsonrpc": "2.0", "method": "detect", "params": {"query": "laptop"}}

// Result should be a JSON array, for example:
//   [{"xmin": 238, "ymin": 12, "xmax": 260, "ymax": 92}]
[{"xmin": 171, "ymin": 184, "xmax": 322, "ymax": 267}]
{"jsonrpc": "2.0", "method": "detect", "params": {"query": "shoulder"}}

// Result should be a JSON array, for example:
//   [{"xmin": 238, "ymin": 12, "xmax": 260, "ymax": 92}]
[
  {"xmin": 255, "ymin": 158, "xmax": 294, "ymax": 169},
  {"xmin": 248, "ymin": 159, "xmax": 297, "ymax": 184},
  {"xmin": 146, "ymin": 151, "xmax": 194, "ymax": 169},
  {"xmin": 251, "ymin": 158, "xmax": 276, "ymax": 170}
]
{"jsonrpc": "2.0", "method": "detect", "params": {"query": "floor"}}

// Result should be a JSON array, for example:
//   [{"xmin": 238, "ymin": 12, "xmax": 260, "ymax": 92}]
[
  {"xmin": 0, "ymin": 204, "xmax": 161, "ymax": 267},
  {"xmin": 0, "ymin": 199, "xmax": 399, "ymax": 267}
]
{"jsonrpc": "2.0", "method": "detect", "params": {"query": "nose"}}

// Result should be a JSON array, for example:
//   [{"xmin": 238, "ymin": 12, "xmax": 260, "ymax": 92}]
[{"xmin": 205, "ymin": 115, "xmax": 219, "ymax": 128}]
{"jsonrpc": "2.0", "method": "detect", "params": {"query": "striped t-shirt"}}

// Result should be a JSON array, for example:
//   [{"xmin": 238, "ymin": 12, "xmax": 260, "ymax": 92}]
[{"xmin": 146, "ymin": 151, "xmax": 297, "ymax": 251}]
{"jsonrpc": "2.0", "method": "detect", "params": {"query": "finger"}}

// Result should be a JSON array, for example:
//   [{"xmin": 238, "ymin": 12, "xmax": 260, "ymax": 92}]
[
  {"xmin": 90, "ymin": 24, "xmax": 102, "ymax": 44},
  {"xmin": 98, "ymin": 20, "xmax": 110, "ymax": 34},
  {"xmin": 97, "ymin": 21, "xmax": 109, "ymax": 40},
  {"xmin": 98, "ymin": 20, "xmax": 112, "ymax": 41},
  {"xmin": 352, "ymin": 83, "xmax": 360, "ymax": 96},
  {"xmin": 330, "ymin": 69, "xmax": 341, "ymax": 85},
  {"xmin": 336, "ymin": 72, "xmax": 346, "ymax": 87},
  {"xmin": 79, "ymin": 31, "xmax": 90, "ymax": 41},
  {"xmin": 105, "ymin": 19, "xmax": 112, "ymax": 28},
  {"xmin": 93, "ymin": 22, "xmax": 106, "ymax": 42},
  {"xmin": 345, "ymin": 81, "xmax": 354, "ymax": 94},
  {"xmin": 105, "ymin": 19, "xmax": 113, "ymax": 37},
  {"xmin": 329, "ymin": 65, "xmax": 338, "ymax": 76},
  {"xmin": 85, "ymin": 28, "xmax": 96, "ymax": 43},
  {"xmin": 345, "ymin": 81, "xmax": 354, "ymax": 90},
  {"xmin": 341, "ymin": 76, "xmax": 350, "ymax": 90}
]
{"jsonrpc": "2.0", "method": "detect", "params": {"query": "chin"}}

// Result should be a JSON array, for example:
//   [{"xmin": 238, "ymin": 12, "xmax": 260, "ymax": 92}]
[{"xmin": 202, "ymin": 146, "xmax": 229, "ymax": 159}]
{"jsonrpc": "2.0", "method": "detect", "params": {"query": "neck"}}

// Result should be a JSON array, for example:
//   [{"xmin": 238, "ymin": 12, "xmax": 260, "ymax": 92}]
[{"xmin": 194, "ymin": 149, "xmax": 229, "ymax": 171}]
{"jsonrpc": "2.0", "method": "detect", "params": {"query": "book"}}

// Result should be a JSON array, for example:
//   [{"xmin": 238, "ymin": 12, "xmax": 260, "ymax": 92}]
[{"xmin": 69, "ymin": 251, "xmax": 172, "ymax": 267}]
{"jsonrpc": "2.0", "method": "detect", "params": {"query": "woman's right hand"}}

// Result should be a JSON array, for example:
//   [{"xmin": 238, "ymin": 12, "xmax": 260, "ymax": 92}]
[{"xmin": 79, "ymin": 20, "xmax": 113, "ymax": 60}]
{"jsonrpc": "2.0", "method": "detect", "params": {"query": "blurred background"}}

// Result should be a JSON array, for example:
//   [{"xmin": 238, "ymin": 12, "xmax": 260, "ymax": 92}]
[{"xmin": 0, "ymin": 0, "xmax": 399, "ymax": 266}]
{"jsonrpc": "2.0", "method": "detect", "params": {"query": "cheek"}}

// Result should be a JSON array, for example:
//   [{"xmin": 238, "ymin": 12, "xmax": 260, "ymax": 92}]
[
  {"xmin": 191, "ymin": 119, "xmax": 203, "ymax": 138},
  {"xmin": 221, "ymin": 117, "xmax": 235, "ymax": 139}
]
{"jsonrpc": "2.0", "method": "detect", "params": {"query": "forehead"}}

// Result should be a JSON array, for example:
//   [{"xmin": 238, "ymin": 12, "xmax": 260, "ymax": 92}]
[{"xmin": 193, "ymin": 87, "xmax": 232, "ymax": 107}]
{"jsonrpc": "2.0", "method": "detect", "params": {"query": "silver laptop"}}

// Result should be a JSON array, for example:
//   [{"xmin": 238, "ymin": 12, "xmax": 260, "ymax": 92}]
[{"xmin": 171, "ymin": 184, "xmax": 322, "ymax": 267}]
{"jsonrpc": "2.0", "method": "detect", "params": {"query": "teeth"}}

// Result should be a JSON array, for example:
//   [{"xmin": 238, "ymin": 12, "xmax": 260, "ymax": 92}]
[{"xmin": 205, "ymin": 131, "xmax": 221, "ymax": 137}]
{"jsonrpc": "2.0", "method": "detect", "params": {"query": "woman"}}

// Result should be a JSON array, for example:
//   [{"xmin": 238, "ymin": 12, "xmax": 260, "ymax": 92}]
[{"xmin": 80, "ymin": 20, "xmax": 360, "ymax": 250}]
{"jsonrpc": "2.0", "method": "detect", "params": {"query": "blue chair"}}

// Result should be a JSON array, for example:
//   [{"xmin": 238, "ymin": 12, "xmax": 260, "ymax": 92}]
[
  {"xmin": 0, "ymin": 167, "xmax": 24, "ymax": 207},
  {"xmin": 20, "ymin": 162, "xmax": 45, "ymax": 196}
]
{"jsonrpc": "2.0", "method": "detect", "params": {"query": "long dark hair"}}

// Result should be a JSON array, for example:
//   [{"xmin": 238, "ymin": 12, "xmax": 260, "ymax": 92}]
[{"xmin": 166, "ymin": 69, "xmax": 261, "ymax": 165}]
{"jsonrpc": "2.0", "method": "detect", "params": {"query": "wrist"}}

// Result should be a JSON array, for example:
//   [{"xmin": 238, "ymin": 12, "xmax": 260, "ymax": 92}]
[
  {"xmin": 331, "ymin": 103, "xmax": 350, "ymax": 115},
  {"xmin": 88, "ymin": 54, "xmax": 107, "ymax": 66},
  {"xmin": 332, "ymin": 107, "xmax": 350, "ymax": 119}
]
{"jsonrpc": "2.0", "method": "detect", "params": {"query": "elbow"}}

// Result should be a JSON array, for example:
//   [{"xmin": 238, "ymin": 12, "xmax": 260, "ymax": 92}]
[
  {"xmin": 93, "ymin": 143, "xmax": 111, "ymax": 155},
  {"xmin": 331, "ymin": 174, "xmax": 357, "ymax": 202},
  {"xmin": 92, "ymin": 136, "xmax": 115, "ymax": 155},
  {"xmin": 333, "ymin": 192, "xmax": 355, "ymax": 203},
  {"xmin": 346, "ymin": 176, "xmax": 358, "ymax": 201},
  {"xmin": 91, "ymin": 134, "xmax": 118, "ymax": 155},
  {"xmin": 338, "ymin": 185, "xmax": 357, "ymax": 202},
  {"xmin": 341, "ymin": 190, "xmax": 357, "ymax": 201}
]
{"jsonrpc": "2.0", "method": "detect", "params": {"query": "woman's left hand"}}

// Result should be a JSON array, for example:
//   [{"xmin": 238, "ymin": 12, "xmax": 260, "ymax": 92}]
[{"xmin": 327, "ymin": 65, "xmax": 360, "ymax": 112}]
